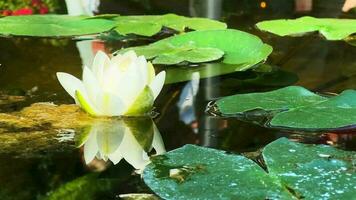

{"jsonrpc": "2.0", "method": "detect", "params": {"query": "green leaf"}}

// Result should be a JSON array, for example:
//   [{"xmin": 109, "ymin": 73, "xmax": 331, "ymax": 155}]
[
  {"xmin": 118, "ymin": 29, "xmax": 273, "ymax": 65},
  {"xmin": 271, "ymin": 90, "xmax": 356, "ymax": 130},
  {"xmin": 143, "ymin": 138, "xmax": 356, "ymax": 200},
  {"xmin": 213, "ymin": 86, "xmax": 356, "ymax": 131},
  {"xmin": 124, "ymin": 86, "xmax": 154, "ymax": 116},
  {"xmin": 263, "ymin": 138, "xmax": 356, "ymax": 200},
  {"xmin": 143, "ymin": 145, "xmax": 293, "ymax": 200},
  {"xmin": 152, "ymin": 47, "xmax": 224, "ymax": 65},
  {"xmin": 256, "ymin": 16, "xmax": 356, "ymax": 40},
  {"xmin": 0, "ymin": 15, "xmax": 115, "ymax": 37},
  {"xmin": 0, "ymin": 14, "xmax": 226, "ymax": 38},
  {"xmin": 215, "ymin": 86, "xmax": 327, "ymax": 116}
]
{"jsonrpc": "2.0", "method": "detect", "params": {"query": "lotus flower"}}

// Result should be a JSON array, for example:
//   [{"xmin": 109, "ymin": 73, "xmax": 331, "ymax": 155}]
[
  {"xmin": 57, "ymin": 50, "xmax": 166, "ymax": 116},
  {"xmin": 79, "ymin": 118, "xmax": 165, "ymax": 170}
]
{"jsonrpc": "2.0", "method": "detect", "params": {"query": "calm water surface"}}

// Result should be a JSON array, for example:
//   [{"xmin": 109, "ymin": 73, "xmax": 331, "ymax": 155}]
[{"xmin": 0, "ymin": 0, "xmax": 355, "ymax": 199}]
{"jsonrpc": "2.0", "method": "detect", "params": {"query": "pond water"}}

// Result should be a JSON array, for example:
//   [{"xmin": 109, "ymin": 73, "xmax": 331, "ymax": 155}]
[{"xmin": 0, "ymin": 0, "xmax": 355, "ymax": 199}]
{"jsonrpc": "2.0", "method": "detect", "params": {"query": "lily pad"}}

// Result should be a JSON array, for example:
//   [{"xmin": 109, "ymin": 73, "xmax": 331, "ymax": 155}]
[
  {"xmin": 0, "ymin": 15, "xmax": 115, "ymax": 37},
  {"xmin": 113, "ymin": 14, "xmax": 227, "ymax": 37},
  {"xmin": 256, "ymin": 16, "xmax": 356, "ymax": 40},
  {"xmin": 144, "ymin": 138, "xmax": 356, "ymax": 200},
  {"xmin": 117, "ymin": 29, "xmax": 273, "ymax": 65},
  {"xmin": 0, "ymin": 14, "xmax": 226, "ymax": 37},
  {"xmin": 263, "ymin": 138, "xmax": 356, "ymax": 200},
  {"xmin": 143, "ymin": 144, "xmax": 293, "ymax": 200},
  {"xmin": 215, "ymin": 86, "xmax": 327, "ymax": 116},
  {"xmin": 271, "ymin": 90, "xmax": 356, "ymax": 130},
  {"xmin": 212, "ymin": 86, "xmax": 356, "ymax": 131}
]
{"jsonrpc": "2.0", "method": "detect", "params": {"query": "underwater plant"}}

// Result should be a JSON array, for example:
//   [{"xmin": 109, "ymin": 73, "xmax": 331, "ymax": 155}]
[{"xmin": 57, "ymin": 50, "xmax": 165, "ymax": 116}]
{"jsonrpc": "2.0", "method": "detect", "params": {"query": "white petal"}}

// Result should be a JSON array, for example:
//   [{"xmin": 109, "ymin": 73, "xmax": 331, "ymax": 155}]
[
  {"xmin": 83, "ymin": 130, "xmax": 99, "ymax": 164},
  {"xmin": 149, "ymin": 71, "xmax": 166, "ymax": 100},
  {"xmin": 114, "ymin": 62, "xmax": 145, "ymax": 107},
  {"xmin": 56, "ymin": 72, "xmax": 85, "ymax": 99},
  {"xmin": 96, "ymin": 92, "xmax": 127, "ymax": 116},
  {"xmin": 151, "ymin": 123, "xmax": 166, "ymax": 155},
  {"xmin": 118, "ymin": 129, "xmax": 150, "ymax": 170},
  {"xmin": 82, "ymin": 66, "xmax": 101, "ymax": 105},
  {"xmin": 137, "ymin": 56, "xmax": 149, "ymax": 85},
  {"xmin": 92, "ymin": 51, "xmax": 110, "ymax": 84}
]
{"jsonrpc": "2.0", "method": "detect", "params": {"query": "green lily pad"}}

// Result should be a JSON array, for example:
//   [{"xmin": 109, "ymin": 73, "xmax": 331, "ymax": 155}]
[
  {"xmin": 213, "ymin": 86, "xmax": 356, "ymax": 131},
  {"xmin": 256, "ymin": 16, "xmax": 356, "ymax": 40},
  {"xmin": 271, "ymin": 90, "xmax": 356, "ymax": 130},
  {"xmin": 0, "ymin": 15, "xmax": 115, "ymax": 37},
  {"xmin": 113, "ymin": 14, "xmax": 227, "ymax": 37},
  {"xmin": 215, "ymin": 86, "xmax": 327, "ymax": 116},
  {"xmin": 118, "ymin": 29, "xmax": 273, "ymax": 65},
  {"xmin": 144, "ymin": 138, "xmax": 356, "ymax": 200},
  {"xmin": 143, "ymin": 144, "xmax": 293, "ymax": 200},
  {"xmin": 0, "ymin": 14, "xmax": 226, "ymax": 38},
  {"xmin": 263, "ymin": 138, "xmax": 356, "ymax": 200}
]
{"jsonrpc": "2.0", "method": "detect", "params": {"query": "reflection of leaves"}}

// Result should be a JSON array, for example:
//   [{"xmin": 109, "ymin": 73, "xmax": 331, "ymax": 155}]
[
  {"xmin": 0, "ymin": 14, "xmax": 226, "ymax": 37},
  {"xmin": 214, "ymin": 86, "xmax": 356, "ymax": 131},
  {"xmin": 345, "ymin": 36, "xmax": 356, "ymax": 46},
  {"xmin": 118, "ymin": 29, "xmax": 272, "ymax": 65},
  {"xmin": 256, "ymin": 16, "xmax": 356, "ymax": 40},
  {"xmin": 144, "ymin": 138, "xmax": 356, "ymax": 200}
]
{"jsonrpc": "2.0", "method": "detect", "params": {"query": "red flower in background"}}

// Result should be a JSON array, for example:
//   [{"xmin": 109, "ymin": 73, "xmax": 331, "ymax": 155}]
[
  {"xmin": 31, "ymin": 0, "xmax": 42, "ymax": 7},
  {"xmin": 39, "ymin": 6, "xmax": 49, "ymax": 14},
  {"xmin": 12, "ymin": 8, "xmax": 33, "ymax": 15},
  {"xmin": 2, "ymin": 10, "xmax": 13, "ymax": 16}
]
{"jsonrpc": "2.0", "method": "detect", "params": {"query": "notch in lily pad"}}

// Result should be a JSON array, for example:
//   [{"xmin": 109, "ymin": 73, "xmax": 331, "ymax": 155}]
[
  {"xmin": 143, "ymin": 138, "xmax": 356, "ymax": 200},
  {"xmin": 116, "ymin": 29, "xmax": 273, "ymax": 65},
  {"xmin": 210, "ymin": 86, "xmax": 356, "ymax": 131}
]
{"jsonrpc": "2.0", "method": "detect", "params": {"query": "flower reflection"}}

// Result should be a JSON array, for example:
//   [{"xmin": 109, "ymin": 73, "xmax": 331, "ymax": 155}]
[{"xmin": 78, "ymin": 118, "xmax": 165, "ymax": 170}]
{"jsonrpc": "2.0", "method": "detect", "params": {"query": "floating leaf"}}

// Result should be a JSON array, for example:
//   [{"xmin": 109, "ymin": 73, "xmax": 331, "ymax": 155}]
[
  {"xmin": 113, "ymin": 14, "xmax": 227, "ymax": 37},
  {"xmin": 0, "ymin": 15, "xmax": 115, "ymax": 37},
  {"xmin": 213, "ymin": 86, "xmax": 356, "ymax": 131},
  {"xmin": 271, "ymin": 90, "xmax": 356, "ymax": 130},
  {"xmin": 143, "ymin": 144, "xmax": 293, "ymax": 200},
  {"xmin": 215, "ymin": 86, "xmax": 326, "ymax": 116},
  {"xmin": 143, "ymin": 138, "xmax": 356, "ymax": 200},
  {"xmin": 118, "ymin": 29, "xmax": 273, "ymax": 65},
  {"xmin": 256, "ymin": 16, "xmax": 356, "ymax": 40},
  {"xmin": 263, "ymin": 138, "xmax": 356, "ymax": 200},
  {"xmin": 0, "ymin": 14, "xmax": 226, "ymax": 37}
]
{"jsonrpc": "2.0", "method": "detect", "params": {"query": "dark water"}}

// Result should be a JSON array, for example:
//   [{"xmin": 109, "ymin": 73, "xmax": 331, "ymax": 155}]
[{"xmin": 0, "ymin": 0, "xmax": 355, "ymax": 199}]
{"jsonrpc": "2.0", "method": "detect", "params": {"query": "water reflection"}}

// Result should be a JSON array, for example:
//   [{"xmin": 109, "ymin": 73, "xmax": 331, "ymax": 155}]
[{"xmin": 78, "ymin": 117, "xmax": 165, "ymax": 170}]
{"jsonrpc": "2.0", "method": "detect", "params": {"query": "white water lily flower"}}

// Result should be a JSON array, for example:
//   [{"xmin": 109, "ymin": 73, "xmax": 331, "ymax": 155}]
[
  {"xmin": 79, "ymin": 119, "xmax": 165, "ymax": 170},
  {"xmin": 57, "ymin": 50, "xmax": 166, "ymax": 116}
]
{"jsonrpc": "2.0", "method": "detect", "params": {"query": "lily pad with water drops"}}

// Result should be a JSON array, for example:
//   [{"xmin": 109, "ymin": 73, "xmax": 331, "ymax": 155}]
[
  {"xmin": 143, "ymin": 144, "xmax": 294, "ymax": 200},
  {"xmin": 212, "ymin": 86, "xmax": 356, "ymax": 131},
  {"xmin": 256, "ymin": 16, "xmax": 356, "ymax": 40},
  {"xmin": 117, "ymin": 29, "xmax": 273, "ymax": 65},
  {"xmin": 263, "ymin": 138, "xmax": 356, "ymax": 200},
  {"xmin": 143, "ymin": 138, "xmax": 356, "ymax": 200}
]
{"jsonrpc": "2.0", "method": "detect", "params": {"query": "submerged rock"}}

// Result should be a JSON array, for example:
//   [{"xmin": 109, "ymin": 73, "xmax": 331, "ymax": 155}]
[{"xmin": 0, "ymin": 103, "xmax": 99, "ymax": 157}]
